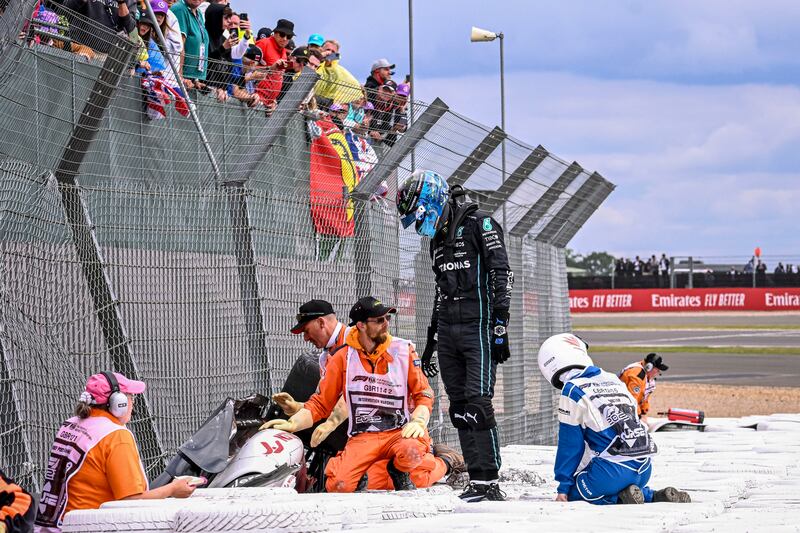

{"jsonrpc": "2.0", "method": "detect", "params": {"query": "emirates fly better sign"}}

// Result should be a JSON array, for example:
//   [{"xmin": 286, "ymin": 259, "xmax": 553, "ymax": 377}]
[{"xmin": 569, "ymin": 288, "xmax": 800, "ymax": 313}]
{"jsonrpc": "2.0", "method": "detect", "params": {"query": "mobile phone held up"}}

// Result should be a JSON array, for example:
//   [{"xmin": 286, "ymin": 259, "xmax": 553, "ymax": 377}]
[{"xmin": 240, "ymin": 13, "xmax": 248, "ymax": 21}]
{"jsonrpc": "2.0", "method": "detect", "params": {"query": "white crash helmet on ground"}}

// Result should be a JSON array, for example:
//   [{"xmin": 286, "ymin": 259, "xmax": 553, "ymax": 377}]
[{"xmin": 537, "ymin": 333, "xmax": 593, "ymax": 389}]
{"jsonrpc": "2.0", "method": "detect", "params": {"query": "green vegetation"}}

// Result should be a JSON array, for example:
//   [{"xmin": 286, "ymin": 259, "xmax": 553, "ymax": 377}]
[
  {"xmin": 565, "ymin": 248, "xmax": 615, "ymax": 276},
  {"xmin": 591, "ymin": 345, "xmax": 800, "ymax": 355}
]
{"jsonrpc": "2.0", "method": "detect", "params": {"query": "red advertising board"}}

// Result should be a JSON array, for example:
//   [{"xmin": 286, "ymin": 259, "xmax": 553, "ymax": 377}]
[{"xmin": 569, "ymin": 288, "xmax": 800, "ymax": 313}]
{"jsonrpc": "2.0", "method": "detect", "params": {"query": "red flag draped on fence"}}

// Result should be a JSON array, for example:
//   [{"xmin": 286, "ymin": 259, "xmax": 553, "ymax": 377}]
[{"xmin": 308, "ymin": 118, "xmax": 359, "ymax": 237}]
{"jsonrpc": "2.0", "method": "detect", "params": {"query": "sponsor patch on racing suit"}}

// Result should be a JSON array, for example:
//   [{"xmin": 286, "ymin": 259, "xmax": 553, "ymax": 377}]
[{"xmin": 560, "ymin": 367, "xmax": 656, "ymax": 464}]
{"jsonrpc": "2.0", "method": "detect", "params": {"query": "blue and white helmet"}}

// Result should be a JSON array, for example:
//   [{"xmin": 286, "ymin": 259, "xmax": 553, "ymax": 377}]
[{"xmin": 396, "ymin": 170, "xmax": 450, "ymax": 238}]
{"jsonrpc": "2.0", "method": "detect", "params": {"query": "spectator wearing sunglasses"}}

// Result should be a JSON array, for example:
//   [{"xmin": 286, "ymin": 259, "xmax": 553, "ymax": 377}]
[
  {"xmin": 255, "ymin": 18, "xmax": 294, "ymax": 111},
  {"xmin": 264, "ymin": 296, "xmax": 436, "ymax": 493},
  {"xmin": 276, "ymin": 45, "xmax": 322, "ymax": 102}
]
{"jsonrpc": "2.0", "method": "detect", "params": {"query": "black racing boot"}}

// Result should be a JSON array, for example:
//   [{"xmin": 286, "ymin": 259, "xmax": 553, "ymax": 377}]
[
  {"xmin": 432, "ymin": 443, "xmax": 467, "ymax": 488},
  {"xmin": 618, "ymin": 484, "xmax": 645, "ymax": 504},
  {"xmin": 355, "ymin": 472, "xmax": 368, "ymax": 492},
  {"xmin": 459, "ymin": 482, "xmax": 506, "ymax": 502},
  {"xmin": 653, "ymin": 487, "xmax": 691, "ymax": 503},
  {"xmin": 387, "ymin": 460, "xmax": 415, "ymax": 491}
]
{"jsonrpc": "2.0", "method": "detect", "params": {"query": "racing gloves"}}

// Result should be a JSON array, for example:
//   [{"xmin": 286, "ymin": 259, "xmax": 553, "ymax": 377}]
[
  {"xmin": 491, "ymin": 309, "xmax": 511, "ymax": 364},
  {"xmin": 421, "ymin": 325, "xmax": 440, "ymax": 378},
  {"xmin": 272, "ymin": 392, "xmax": 303, "ymax": 416}
]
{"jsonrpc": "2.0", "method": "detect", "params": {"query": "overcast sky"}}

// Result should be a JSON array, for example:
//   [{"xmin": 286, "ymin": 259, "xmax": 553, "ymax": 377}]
[{"xmin": 235, "ymin": 0, "xmax": 800, "ymax": 262}]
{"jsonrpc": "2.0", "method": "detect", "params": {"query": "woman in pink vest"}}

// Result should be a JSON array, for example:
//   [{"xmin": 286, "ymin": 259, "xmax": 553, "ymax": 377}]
[{"xmin": 34, "ymin": 372, "xmax": 196, "ymax": 532}]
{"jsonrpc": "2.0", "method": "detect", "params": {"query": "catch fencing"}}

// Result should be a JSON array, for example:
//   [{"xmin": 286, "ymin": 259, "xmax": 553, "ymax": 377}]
[{"xmin": 0, "ymin": 0, "xmax": 614, "ymax": 491}]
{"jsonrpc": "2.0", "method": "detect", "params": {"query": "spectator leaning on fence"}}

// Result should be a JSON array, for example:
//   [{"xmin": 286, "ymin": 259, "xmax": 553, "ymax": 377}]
[
  {"xmin": 370, "ymin": 80, "xmax": 407, "ymax": 146},
  {"xmin": 204, "ymin": 2, "xmax": 233, "ymax": 101},
  {"xmin": 275, "ymin": 45, "xmax": 322, "ymax": 102},
  {"xmin": 62, "ymin": 0, "xmax": 138, "ymax": 55},
  {"xmin": 170, "ymin": 0, "xmax": 210, "ymax": 89},
  {"xmin": 34, "ymin": 372, "xmax": 196, "ymax": 532},
  {"xmin": 230, "ymin": 44, "xmax": 266, "ymax": 107},
  {"xmin": 314, "ymin": 39, "xmax": 362, "ymax": 107},
  {"xmin": 255, "ymin": 18, "xmax": 294, "ymax": 112},
  {"xmin": 365, "ymin": 58, "xmax": 394, "ymax": 105},
  {"xmin": 145, "ymin": 0, "xmax": 182, "ymax": 90}
]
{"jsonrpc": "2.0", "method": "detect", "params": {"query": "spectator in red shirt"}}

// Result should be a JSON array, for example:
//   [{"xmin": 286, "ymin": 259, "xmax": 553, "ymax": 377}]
[{"xmin": 255, "ymin": 18, "xmax": 294, "ymax": 112}]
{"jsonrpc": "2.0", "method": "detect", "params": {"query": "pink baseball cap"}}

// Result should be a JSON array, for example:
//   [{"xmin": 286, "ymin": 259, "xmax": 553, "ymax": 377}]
[
  {"xmin": 85, "ymin": 372, "xmax": 146, "ymax": 404},
  {"xmin": 151, "ymin": 0, "xmax": 169, "ymax": 14}
]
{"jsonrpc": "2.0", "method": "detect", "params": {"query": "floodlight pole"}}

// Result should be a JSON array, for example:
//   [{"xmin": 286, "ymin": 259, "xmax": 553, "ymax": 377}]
[
  {"xmin": 499, "ymin": 31, "xmax": 506, "ymax": 230},
  {"xmin": 471, "ymin": 27, "xmax": 507, "ymax": 229},
  {"xmin": 408, "ymin": 0, "xmax": 415, "ymax": 171}
]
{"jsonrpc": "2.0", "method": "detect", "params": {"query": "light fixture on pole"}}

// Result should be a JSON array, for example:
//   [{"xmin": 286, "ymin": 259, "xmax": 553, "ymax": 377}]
[{"xmin": 470, "ymin": 26, "xmax": 506, "ymax": 229}]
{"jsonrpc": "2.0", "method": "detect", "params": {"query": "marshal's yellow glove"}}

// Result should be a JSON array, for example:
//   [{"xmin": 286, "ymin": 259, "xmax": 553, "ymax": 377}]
[
  {"xmin": 260, "ymin": 418, "xmax": 299, "ymax": 433},
  {"xmin": 272, "ymin": 392, "xmax": 303, "ymax": 416},
  {"xmin": 260, "ymin": 409, "xmax": 314, "ymax": 434},
  {"xmin": 401, "ymin": 417, "xmax": 427, "ymax": 439},
  {"xmin": 310, "ymin": 419, "xmax": 336, "ymax": 447}
]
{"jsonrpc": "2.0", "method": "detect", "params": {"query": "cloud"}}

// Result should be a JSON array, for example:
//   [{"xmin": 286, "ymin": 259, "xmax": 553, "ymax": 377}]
[
  {"xmin": 415, "ymin": 71, "xmax": 800, "ymax": 258},
  {"xmin": 234, "ymin": 0, "xmax": 800, "ymax": 83}
]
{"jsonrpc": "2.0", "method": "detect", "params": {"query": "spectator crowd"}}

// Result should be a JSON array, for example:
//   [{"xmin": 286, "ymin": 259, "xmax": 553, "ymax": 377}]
[
  {"xmin": 25, "ymin": 0, "xmax": 410, "ymax": 143},
  {"xmin": 613, "ymin": 254, "xmax": 671, "ymax": 287}
]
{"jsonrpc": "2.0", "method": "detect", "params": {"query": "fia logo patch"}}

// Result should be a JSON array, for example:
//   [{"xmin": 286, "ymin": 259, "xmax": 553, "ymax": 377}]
[{"xmin": 482, "ymin": 217, "xmax": 492, "ymax": 231}]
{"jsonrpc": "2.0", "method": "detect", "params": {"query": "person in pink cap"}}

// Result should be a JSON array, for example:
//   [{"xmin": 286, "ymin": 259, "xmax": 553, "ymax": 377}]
[{"xmin": 34, "ymin": 372, "xmax": 196, "ymax": 532}]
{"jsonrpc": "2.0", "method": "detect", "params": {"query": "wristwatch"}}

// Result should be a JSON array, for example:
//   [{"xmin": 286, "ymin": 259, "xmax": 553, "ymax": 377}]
[{"xmin": 493, "ymin": 325, "xmax": 507, "ymax": 337}]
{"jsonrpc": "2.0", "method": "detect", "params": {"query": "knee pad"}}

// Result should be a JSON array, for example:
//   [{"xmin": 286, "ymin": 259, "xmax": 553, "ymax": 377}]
[
  {"xmin": 450, "ymin": 399, "xmax": 496, "ymax": 430},
  {"xmin": 449, "ymin": 402, "xmax": 469, "ymax": 430}
]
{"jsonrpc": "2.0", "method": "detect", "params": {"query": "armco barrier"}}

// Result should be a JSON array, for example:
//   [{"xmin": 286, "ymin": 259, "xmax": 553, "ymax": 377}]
[{"xmin": 569, "ymin": 288, "xmax": 800, "ymax": 313}]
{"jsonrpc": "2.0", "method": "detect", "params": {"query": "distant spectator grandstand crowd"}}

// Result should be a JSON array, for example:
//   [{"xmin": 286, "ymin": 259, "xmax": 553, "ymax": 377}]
[
  {"xmin": 571, "ymin": 253, "xmax": 800, "ymax": 290},
  {"xmin": 22, "ymin": 0, "xmax": 409, "ymax": 140}
]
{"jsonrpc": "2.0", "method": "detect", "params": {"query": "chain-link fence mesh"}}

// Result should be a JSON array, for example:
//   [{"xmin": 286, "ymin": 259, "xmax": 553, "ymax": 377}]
[{"xmin": 0, "ymin": 1, "xmax": 614, "ymax": 491}]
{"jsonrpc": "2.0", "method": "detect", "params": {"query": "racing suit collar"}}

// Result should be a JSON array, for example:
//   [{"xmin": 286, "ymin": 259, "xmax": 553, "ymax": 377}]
[{"xmin": 569, "ymin": 366, "xmax": 601, "ymax": 382}]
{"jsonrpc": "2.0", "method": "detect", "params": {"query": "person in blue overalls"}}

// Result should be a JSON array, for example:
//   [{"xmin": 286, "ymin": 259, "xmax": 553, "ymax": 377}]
[{"xmin": 537, "ymin": 333, "xmax": 692, "ymax": 505}]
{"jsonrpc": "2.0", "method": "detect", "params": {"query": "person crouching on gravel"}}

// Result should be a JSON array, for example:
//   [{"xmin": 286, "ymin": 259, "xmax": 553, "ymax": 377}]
[
  {"xmin": 619, "ymin": 352, "xmax": 668, "ymax": 427},
  {"xmin": 263, "ymin": 296, "xmax": 434, "ymax": 492},
  {"xmin": 537, "ymin": 334, "xmax": 691, "ymax": 505},
  {"xmin": 35, "ymin": 372, "xmax": 196, "ymax": 532}
]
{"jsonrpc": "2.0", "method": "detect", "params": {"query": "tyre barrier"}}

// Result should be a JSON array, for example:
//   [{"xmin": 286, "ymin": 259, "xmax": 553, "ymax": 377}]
[
  {"xmin": 65, "ymin": 487, "xmax": 460, "ymax": 531},
  {"xmin": 172, "ymin": 502, "xmax": 332, "ymax": 532},
  {"xmin": 62, "ymin": 507, "xmax": 175, "ymax": 532}
]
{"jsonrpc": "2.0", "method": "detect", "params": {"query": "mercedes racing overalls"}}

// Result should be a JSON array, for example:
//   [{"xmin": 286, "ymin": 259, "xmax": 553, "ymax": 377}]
[
  {"xmin": 430, "ymin": 208, "xmax": 513, "ymax": 482},
  {"xmin": 556, "ymin": 366, "xmax": 658, "ymax": 504}
]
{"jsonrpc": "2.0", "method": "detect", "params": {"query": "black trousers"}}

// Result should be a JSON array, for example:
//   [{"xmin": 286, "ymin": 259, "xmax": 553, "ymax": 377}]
[{"xmin": 437, "ymin": 316, "xmax": 502, "ymax": 481}]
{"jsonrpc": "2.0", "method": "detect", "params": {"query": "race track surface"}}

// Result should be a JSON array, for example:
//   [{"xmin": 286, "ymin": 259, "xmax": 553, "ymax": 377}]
[{"xmin": 572, "ymin": 312, "xmax": 800, "ymax": 387}]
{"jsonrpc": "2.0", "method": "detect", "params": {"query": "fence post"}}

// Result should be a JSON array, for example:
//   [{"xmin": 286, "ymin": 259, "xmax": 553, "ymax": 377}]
[
  {"xmin": 688, "ymin": 256, "xmax": 694, "ymax": 289},
  {"xmin": 670, "ymin": 256, "xmax": 676, "ymax": 289},
  {"xmin": 0, "ymin": 324, "xmax": 38, "ymax": 491}
]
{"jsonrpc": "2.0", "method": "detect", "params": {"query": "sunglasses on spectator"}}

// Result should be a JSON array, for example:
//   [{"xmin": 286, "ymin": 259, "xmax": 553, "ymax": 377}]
[
  {"xmin": 275, "ymin": 31, "xmax": 291, "ymax": 38},
  {"xmin": 366, "ymin": 315, "xmax": 392, "ymax": 324}
]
